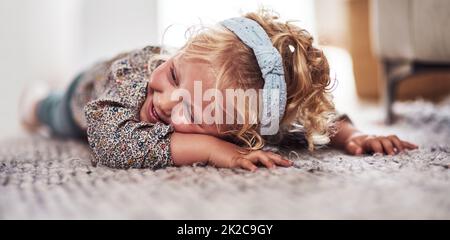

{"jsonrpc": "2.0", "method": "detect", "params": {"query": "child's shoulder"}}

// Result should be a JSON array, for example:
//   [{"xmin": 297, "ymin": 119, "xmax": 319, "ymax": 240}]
[
  {"xmin": 106, "ymin": 45, "xmax": 160, "ymax": 75},
  {"xmin": 112, "ymin": 45, "xmax": 172, "ymax": 72}
]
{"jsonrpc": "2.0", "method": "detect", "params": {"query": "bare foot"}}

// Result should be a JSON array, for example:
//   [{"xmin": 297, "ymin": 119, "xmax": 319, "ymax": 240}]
[{"xmin": 19, "ymin": 83, "xmax": 50, "ymax": 132}]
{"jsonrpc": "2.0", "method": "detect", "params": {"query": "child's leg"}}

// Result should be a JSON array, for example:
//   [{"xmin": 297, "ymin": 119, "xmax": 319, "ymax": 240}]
[{"xmin": 36, "ymin": 74, "xmax": 85, "ymax": 138}]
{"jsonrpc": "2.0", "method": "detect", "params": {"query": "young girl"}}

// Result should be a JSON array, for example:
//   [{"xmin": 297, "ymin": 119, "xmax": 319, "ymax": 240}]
[{"xmin": 20, "ymin": 10, "xmax": 417, "ymax": 171}]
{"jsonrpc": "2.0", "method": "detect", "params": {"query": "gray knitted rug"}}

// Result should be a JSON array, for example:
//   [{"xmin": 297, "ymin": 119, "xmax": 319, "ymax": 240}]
[{"xmin": 1, "ymin": 99, "xmax": 449, "ymax": 219}]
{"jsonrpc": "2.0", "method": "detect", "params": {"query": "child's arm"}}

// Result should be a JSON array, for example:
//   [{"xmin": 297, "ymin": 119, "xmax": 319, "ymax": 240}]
[
  {"xmin": 171, "ymin": 133, "xmax": 293, "ymax": 171},
  {"xmin": 330, "ymin": 119, "xmax": 418, "ymax": 155}
]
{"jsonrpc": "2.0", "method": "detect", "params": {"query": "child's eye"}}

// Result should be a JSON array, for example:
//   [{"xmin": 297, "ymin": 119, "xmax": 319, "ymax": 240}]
[
  {"xmin": 170, "ymin": 66, "xmax": 178, "ymax": 86},
  {"xmin": 190, "ymin": 110, "xmax": 195, "ymax": 123},
  {"xmin": 184, "ymin": 102, "xmax": 194, "ymax": 123}
]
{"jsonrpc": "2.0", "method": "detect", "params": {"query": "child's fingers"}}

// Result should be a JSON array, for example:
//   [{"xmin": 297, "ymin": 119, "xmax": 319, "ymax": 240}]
[
  {"xmin": 401, "ymin": 140, "xmax": 418, "ymax": 150},
  {"xmin": 388, "ymin": 135, "xmax": 404, "ymax": 152},
  {"xmin": 364, "ymin": 139, "xmax": 384, "ymax": 154},
  {"xmin": 267, "ymin": 152, "xmax": 293, "ymax": 167},
  {"xmin": 381, "ymin": 138, "xmax": 395, "ymax": 155},
  {"xmin": 346, "ymin": 141, "xmax": 363, "ymax": 155},
  {"xmin": 237, "ymin": 158, "xmax": 258, "ymax": 171},
  {"xmin": 257, "ymin": 153, "xmax": 276, "ymax": 169},
  {"xmin": 246, "ymin": 151, "xmax": 275, "ymax": 169}
]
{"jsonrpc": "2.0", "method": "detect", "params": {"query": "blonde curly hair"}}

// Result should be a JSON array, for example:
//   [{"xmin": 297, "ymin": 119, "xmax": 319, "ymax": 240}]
[{"xmin": 179, "ymin": 9, "xmax": 336, "ymax": 151}]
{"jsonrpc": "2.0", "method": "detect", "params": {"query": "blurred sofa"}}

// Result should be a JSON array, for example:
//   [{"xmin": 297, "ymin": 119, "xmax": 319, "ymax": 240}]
[{"xmin": 370, "ymin": 0, "xmax": 450, "ymax": 122}]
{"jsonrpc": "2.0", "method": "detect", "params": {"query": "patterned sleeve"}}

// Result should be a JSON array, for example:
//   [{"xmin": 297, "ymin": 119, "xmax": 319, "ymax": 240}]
[{"xmin": 84, "ymin": 50, "xmax": 174, "ymax": 170}]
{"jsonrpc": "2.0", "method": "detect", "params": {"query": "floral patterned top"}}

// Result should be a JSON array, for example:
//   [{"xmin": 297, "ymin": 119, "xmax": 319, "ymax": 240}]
[{"xmin": 70, "ymin": 45, "xmax": 174, "ymax": 170}]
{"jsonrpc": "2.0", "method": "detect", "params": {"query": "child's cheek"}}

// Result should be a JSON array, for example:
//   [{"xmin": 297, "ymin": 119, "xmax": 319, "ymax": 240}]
[
  {"xmin": 148, "ymin": 68, "xmax": 161, "ymax": 84},
  {"xmin": 148, "ymin": 62, "xmax": 167, "ymax": 85}
]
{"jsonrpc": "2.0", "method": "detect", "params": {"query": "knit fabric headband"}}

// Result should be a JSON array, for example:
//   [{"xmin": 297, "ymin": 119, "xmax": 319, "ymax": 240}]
[{"xmin": 220, "ymin": 17, "xmax": 287, "ymax": 134}]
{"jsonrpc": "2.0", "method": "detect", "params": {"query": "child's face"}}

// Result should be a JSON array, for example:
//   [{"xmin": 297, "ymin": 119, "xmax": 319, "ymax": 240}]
[{"xmin": 140, "ymin": 54, "xmax": 221, "ymax": 137}]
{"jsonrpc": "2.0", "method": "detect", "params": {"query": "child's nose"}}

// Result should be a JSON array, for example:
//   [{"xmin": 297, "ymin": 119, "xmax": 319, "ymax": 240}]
[{"xmin": 158, "ymin": 91, "xmax": 180, "ymax": 117}]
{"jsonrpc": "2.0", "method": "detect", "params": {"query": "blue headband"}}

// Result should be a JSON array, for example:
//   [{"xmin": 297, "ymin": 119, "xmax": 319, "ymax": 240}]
[{"xmin": 221, "ymin": 17, "xmax": 287, "ymax": 134}]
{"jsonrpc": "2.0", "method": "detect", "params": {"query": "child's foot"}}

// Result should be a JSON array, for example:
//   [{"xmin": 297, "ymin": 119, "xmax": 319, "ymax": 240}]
[{"xmin": 19, "ymin": 83, "xmax": 50, "ymax": 133}]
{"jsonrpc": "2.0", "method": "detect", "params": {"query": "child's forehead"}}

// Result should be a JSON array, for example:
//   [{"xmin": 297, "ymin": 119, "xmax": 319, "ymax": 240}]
[
  {"xmin": 175, "ymin": 53, "xmax": 209, "ymax": 66},
  {"xmin": 176, "ymin": 55, "xmax": 217, "ymax": 84}
]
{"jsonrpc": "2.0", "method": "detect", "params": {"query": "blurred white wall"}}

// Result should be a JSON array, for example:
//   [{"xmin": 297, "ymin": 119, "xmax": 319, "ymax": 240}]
[
  {"xmin": 0, "ymin": 0, "xmax": 82, "ymax": 137},
  {"xmin": 79, "ymin": 0, "xmax": 158, "ymax": 69},
  {"xmin": 158, "ymin": 0, "xmax": 316, "ymax": 48},
  {"xmin": 0, "ymin": 0, "xmax": 158, "ymax": 138}
]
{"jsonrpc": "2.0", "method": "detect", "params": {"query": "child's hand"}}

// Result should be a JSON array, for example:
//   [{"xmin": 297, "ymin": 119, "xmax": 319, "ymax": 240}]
[
  {"xmin": 208, "ymin": 138, "xmax": 294, "ymax": 171},
  {"xmin": 344, "ymin": 134, "xmax": 418, "ymax": 156}
]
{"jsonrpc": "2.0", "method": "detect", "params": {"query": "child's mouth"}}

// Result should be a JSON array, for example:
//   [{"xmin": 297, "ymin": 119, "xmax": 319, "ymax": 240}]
[
  {"xmin": 148, "ymin": 99, "xmax": 162, "ymax": 123},
  {"xmin": 146, "ymin": 86, "xmax": 163, "ymax": 123}
]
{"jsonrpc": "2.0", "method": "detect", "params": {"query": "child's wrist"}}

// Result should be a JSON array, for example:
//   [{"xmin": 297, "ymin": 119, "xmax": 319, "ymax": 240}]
[
  {"xmin": 171, "ymin": 133, "xmax": 217, "ymax": 166},
  {"xmin": 346, "ymin": 130, "xmax": 364, "ymax": 141},
  {"xmin": 331, "ymin": 122, "xmax": 363, "ymax": 149},
  {"xmin": 206, "ymin": 137, "xmax": 228, "ymax": 164}
]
